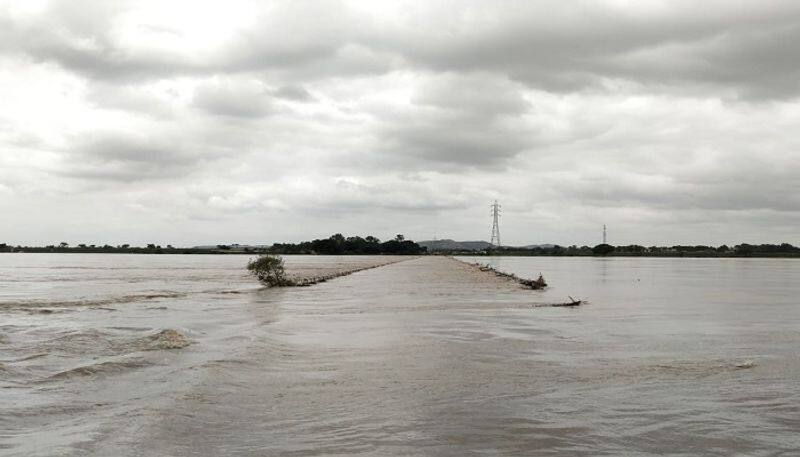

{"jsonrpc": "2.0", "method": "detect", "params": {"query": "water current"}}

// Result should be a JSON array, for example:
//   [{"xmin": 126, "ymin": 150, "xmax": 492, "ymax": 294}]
[{"xmin": 1, "ymin": 254, "xmax": 798, "ymax": 455}]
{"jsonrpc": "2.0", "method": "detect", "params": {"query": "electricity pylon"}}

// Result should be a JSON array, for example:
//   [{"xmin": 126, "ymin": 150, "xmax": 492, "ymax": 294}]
[{"xmin": 490, "ymin": 200, "xmax": 501, "ymax": 247}]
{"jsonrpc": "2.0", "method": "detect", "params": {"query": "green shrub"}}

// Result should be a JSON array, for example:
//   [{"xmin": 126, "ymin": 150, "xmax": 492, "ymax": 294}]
[{"xmin": 247, "ymin": 254, "xmax": 292, "ymax": 286}]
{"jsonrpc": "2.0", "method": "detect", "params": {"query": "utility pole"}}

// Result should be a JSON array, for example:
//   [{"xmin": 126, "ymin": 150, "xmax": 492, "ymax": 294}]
[
  {"xmin": 603, "ymin": 224, "xmax": 607, "ymax": 245},
  {"xmin": 490, "ymin": 200, "xmax": 501, "ymax": 247}
]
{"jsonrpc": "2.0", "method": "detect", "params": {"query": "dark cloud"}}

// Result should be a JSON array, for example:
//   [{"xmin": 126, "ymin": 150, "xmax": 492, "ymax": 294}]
[
  {"xmin": 0, "ymin": 1, "xmax": 198, "ymax": 81},
  {"xmin": 6, "ymin": 1, "xmax": 800, "ymax": 98},
  {"xmin": 553, "ymin": 172, "xmax": 800, "ymax": 213},
  {"xmin": 59, "ymin": 132, "xmax": 199, "ymax": 181},
  {"xmin": 367, "ymin": 1, "xmax": 800, "ymax": 98},
  {"xmin": 375, "ymin": 74, "xmax": 535, "ymax": 168},
  {"xmin": 192, "ymin": 80, "xmax": 272, "ymax": 118},
  {"xmin": 274, "ymin": 85, "xmax": 314, "ymax": 102}
]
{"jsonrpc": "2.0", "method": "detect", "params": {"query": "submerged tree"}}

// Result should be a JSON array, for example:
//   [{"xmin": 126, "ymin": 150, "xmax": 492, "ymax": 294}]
[{"xmin": 247, "ymin": 254, "xmax": 292, "ymax": 286}]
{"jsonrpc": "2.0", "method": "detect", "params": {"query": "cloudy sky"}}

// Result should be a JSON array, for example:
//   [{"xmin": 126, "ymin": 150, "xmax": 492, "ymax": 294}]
[{"xmin": 1, "ymin": 0, "xmax": 799, "ymax": 247}]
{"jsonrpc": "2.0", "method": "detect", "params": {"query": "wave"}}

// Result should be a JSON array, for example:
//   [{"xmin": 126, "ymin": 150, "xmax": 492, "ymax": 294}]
[
  {"xmin": 31, "ymin": 328, "xmax": 191, "ymax": 355},
  {"xmin": 0, "ymin": 292, "xmax": 187, "ymax": 310},
  {"xmin": 626, "ymin": 358, "xmax": 760, "ymax": 380},
  {"xmin": 46, "ymin": 359, "xmax": 152, "ymax": 381},
  {"xmin": 1, "ymin": 353, "xmax": 48, "ymax": 363},
  {"xmin": 37, "ymin": 329, "xmax": 191, "ymax": 381},
  {"xmin": 137, "ymin": 329, "xmax": 191, "ymax": 351}
]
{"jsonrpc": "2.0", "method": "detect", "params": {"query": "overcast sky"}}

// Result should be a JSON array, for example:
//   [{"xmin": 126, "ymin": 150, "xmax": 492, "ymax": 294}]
[{"xmin": 1, "ymin": 0, "xmax": 799, "ymax": 247}]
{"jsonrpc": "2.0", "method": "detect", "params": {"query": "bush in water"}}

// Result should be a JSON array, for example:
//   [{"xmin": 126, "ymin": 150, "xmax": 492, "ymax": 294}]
[{"xmin": 247, "ymin": 254, "xmax": 293, "ymax": 286}]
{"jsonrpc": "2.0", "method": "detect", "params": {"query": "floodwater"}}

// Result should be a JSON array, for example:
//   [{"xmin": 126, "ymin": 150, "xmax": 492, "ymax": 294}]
[{"xmin": 1, "ymin": 254, "xmax": 799, "ymax": 455}]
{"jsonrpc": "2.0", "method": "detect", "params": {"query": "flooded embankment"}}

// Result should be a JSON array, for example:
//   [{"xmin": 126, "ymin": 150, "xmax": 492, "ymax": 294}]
[
  {"xmin": 282, "ymin": 256, "xmax": 409, "ymax": 286},
  {"xmin": 2, "ymin": 254, "xmax": 800, "ymax": 455}
]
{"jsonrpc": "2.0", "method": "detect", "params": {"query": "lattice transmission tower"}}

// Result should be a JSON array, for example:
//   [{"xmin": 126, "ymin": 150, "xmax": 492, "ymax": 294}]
[{"xmin": 490, "ymin": 200, "xmax": 501, "ymax": 247}]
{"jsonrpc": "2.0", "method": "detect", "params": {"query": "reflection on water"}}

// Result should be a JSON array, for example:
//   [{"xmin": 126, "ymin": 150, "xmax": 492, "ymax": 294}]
[
  {"xmin": 1, "ymin": 254, "xmax": 799, "ymax": 455},
  {"xmin": 599, "ymin": 257, "xmax": 609, "ymax": 283}
]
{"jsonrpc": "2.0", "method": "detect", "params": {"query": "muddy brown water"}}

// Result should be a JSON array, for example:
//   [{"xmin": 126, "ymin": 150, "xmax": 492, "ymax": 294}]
[{"xmin": 1, "ymin": 254, "xmax": 799, "ymax": 455}]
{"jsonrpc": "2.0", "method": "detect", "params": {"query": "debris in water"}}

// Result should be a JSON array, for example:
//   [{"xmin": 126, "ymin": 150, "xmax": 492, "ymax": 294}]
[
  {"xmin": 735, "ymin": 360, "xmax": 756, "ymax": 369},
  {"xmin": 520, "ymin": 273, "xmax": 548, "ymax": 289},
  {"xmin": 551, "ymin": 296, "xmax": 583, "ymax": 307},
  {"xmin": 464, "ymin": 260, "xmax": 548, "ymax": 290}
]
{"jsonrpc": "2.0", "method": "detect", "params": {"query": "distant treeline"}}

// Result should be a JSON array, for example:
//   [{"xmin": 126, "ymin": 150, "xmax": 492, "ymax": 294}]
[
  {"xmin": 269, "ymin": 234, "xmax": 426, "ymax": 255},
  {"xmin": 0, "ymin": 242, "xmax": 262, "ymax": 254},
  {"xmin": 4, "ymin": 240, "xmax": 797, "ymax": 257},
  {"xmin": 455, "ymin": 243, "xmax": 800, "ymax": 257},
  {"xmin": 0, "ymin": 234, "xmax": 427, "ymax": 255}
]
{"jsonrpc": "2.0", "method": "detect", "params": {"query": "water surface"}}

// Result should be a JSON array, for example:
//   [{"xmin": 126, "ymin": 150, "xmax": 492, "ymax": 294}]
[{"xmin": 1, "ymin": 254, "xmax": 799, "ymax": 455}]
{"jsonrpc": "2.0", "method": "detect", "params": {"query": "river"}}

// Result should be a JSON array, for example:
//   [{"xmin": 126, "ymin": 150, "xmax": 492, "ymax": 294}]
[{"xmin": 1, "ymin": 254, "xmax": 799, "ymax": 455}]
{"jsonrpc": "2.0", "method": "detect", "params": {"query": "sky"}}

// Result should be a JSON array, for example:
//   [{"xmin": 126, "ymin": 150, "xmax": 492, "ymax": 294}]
[{"xmin": 1, "ymin": 0, "xmax": 799, "ymax": 247}]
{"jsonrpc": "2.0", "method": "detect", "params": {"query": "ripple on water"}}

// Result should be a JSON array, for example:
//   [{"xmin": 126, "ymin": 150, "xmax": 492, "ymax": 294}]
[
  {"xmin": 45, "ymin": 359, "xmax": 153, "ymax": 381},
  {"xmin": 0, "ymin": 292, "xmax": 187, "ymax": 311},
  {"xmin": 2, "ymin": 327, "xmax": 193, "ymax": 388}
]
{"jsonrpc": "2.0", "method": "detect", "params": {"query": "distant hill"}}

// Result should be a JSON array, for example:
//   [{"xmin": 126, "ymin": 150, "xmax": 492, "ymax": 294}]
[
  {"xmin": 417, "ymin": 239, "xmax": 493, "ymax": 251},
  {"xmin": 193, "ymin": 244, "xmax": 269, "ymax": 251},
  {"xmin": 418, "ymin": 240, "xmax": 558, "ymax": 251}
]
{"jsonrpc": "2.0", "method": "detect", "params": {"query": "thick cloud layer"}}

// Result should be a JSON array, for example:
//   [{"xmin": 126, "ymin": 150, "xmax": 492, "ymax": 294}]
[{"xmin": 1, "ymin": 0, "xmax": 799, "ymax": 246}]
